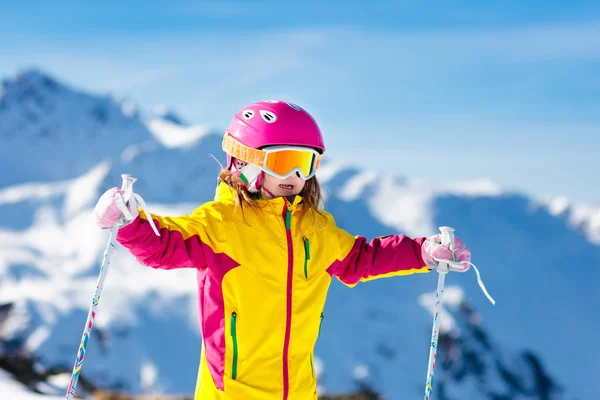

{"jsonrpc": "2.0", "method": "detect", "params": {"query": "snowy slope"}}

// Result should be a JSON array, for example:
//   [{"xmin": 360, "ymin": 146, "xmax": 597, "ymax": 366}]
[
  {"xmin": 146, "ymin": 109, "xmax": 216, "ymax": 149},
  {"xmin": 1, "ymin": 70, "xmax": 598, "ymax": 400},
  {"xmin": 0, "ymin": 369, "xmax": 63, "ymax": 399},
  {"xmin": 0, "ymin": 69, "xmax": 156, "ymax": 188},
  {"xmin": 547, "ymin": 196, "xmax": 600, "ymax": 245},
  {"xmin": 314, "ymin": 167, "xmax": 599, "ymax": 399}
]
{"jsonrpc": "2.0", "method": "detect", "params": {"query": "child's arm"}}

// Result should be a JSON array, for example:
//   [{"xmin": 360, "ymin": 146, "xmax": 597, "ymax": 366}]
[
  {"xmin": 325, "ymin": 214, "xmax": 430, "ymax": 287},
  {"xmin": 117, "ymin": 204, "xmax": 225, "ymax": 270}
]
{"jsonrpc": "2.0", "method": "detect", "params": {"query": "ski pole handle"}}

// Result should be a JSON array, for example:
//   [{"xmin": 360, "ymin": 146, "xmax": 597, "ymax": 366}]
[
  {"xmin": 439, "ymin": 226, "xmax": 456, "ymax": 261},
  {"xmin": 120, "ymin": 174, "xmax": 137, "ymax": 203}
]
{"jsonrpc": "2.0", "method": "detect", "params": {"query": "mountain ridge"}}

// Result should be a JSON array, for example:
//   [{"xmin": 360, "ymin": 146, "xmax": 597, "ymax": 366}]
[{"xmin": 0, "ymin": 68, "xmax": 596, "ymax": 400}]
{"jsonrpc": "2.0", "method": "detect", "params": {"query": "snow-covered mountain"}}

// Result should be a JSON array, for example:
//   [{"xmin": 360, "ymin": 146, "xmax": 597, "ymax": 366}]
[
  {"xmin": 0, "ymin": 69, "xmax": 151, "ymax": 187},
  {"xmin": 546, "ymin": 196, "xmax": 600, "ymax": 246},
  {"xmin": 0, "ymin": 69, "xmax": 598, "ymax": 400},
  {"xmin": 0, "ymin": 369, "xmax": 62, "ymax": 400}
]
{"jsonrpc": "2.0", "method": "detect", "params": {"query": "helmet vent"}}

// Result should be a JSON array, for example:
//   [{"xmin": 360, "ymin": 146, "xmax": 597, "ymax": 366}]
[
  {"xmin": 287, "ymin": 102, "xmax": 302, "ymax": 110},
  {"xmin": 242, "ymin": 109, "xmax": 255, "ymax": 119},
  {"xmin": 260, "ymin": 110, "xmax": 277, "ymax": 123}
]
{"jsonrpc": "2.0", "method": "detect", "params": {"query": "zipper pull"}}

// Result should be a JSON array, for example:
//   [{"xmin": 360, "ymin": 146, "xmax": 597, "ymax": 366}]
[
  {"xmin": 231, "ymin": 311, "xmax": 237, "ymax": 332},
  {"xmin": 318, "ymin": 312, "xmax": 324, "ymax": 337},
  {"xmin": 303, "ymin": 236, "xmax": 311, "ymax": 279}
]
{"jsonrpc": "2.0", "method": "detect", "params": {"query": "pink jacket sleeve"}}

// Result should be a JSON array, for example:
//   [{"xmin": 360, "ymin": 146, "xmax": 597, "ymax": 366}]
[
  {"xmin": 326, "ymin": 220, "xmax": 430, "ymax": 287},
  {"xmin": 116, "ymin": 205, "xmax": 224, "ymax": 270}
]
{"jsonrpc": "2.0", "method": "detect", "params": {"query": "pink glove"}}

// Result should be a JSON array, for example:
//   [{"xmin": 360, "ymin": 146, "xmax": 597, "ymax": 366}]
[
  {"xmin": 93, "ymin": 187, "xmax": 138, "ymax": 229},
  {"xmin": 421, "ymin": 234, "xmax": 471, "ymax": 272}
]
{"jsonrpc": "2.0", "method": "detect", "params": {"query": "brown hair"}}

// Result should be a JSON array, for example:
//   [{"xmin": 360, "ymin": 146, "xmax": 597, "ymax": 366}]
[{"xmin": 218, "ymin": 169, "xmax": 326, "ymax": 230}]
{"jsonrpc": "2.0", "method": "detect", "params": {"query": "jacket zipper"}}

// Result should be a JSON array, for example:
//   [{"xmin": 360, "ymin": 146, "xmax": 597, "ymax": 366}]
[
  {"xmin": 318, "ymin": 312, "xmax": 324, "ymax": 336},
  {"xmin": 310, "ymin": 313, "xmax": 324, "ymax": 378},
  {"xmin": 303, "ymin": 236, "xmax": 311, "ymax": 279},
  {"xmin": 283, "ymin": 205, "xmax": 294, "ymax": 400},
  {"xmin": 231, "ymin": 311, "xmax": 238, "ymax": 380}
]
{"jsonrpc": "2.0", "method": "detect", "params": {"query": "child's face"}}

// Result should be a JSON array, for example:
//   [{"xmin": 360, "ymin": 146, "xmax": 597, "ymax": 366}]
[{"xmin": 262, "ymin": 172, "xmax": 306, "ymax": 198}]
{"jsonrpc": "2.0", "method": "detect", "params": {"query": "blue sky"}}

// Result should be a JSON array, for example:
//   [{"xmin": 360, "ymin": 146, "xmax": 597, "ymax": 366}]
[{"xmin": 1, "ymin": 1, "xmax": 599, "ymax": 203}]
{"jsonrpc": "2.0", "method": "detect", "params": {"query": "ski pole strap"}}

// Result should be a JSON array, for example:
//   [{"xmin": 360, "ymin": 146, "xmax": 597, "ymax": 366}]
[
  {"xmin": 434, "ymin": 259, "xmax": 496, "ymax": 305},
  {"xmin": 132, "ymin": 193, "xmax": 161, "ymax": 237},
  {"xmin": 116, "ymin": 191, "xmax": 161, "ymax": 237},
  {"xmin": 466, "ymin": 261, "xmax": 495, "ymax": 305}
]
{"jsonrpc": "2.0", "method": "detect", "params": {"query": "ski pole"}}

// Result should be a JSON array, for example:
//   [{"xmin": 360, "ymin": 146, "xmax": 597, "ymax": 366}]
[
  {"xmin": 65, "ymin": 174, "xmax": 137, "ymax": 399},
  {"xmin": 423, "ymin": 226, "xmax": 455, "ymax": 400}
]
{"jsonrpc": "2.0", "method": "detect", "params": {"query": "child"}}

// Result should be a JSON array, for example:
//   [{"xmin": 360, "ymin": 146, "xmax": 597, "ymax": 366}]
[{"xmin": 94, "ymin": 100, "xmax": 471, "ymax": 400}]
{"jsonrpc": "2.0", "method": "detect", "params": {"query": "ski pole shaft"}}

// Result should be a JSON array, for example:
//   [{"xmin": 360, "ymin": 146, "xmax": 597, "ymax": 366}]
[
  {"xmin": 65, "ymin": 174, "xmax": 136, "ymax": 399},
  {"xmin": 424, "ymin": 226, "xmax": 455, "ymax": 400},
  {"xmin": 65, "ymin": 229, "xmax": 116, "ymax": 399}
]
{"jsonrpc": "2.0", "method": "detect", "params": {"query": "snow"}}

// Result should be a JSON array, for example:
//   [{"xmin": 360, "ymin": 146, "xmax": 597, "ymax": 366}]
[
  {"xmin": 0, "ymin": 299, "xmax": 30, "ymax": 341},
  {"xmin": 352, "ymin": 364, "xmax": 369, "ymax": 381},
  {"xmin": 564, "ymin": 202, "xmax": 600, "ymax": 244},
  {"xmin": 140, "ymin": 360, "xmax": 159, "ymax": 393},
  {"xmin": 0, "ymin": 183, "xmax": 67, "ymax": 205},
  {"xmin": 63, "ymin": 162, "xmax": 110, "ymax": 219},
  {"xmin": 46, "ymin": 374, "xmax": 71, "ymax": 393},
  {"xmin": 439, "ymin": 178, "xmax": 503, "ymax": 197},
  {"xmin": 547, "ymin": 196, "xmax": 570, "ymax": 216},
  {"xmin": 23, "ymin": 325, "xmax": 51, "ymax": 353},
  {"xmin": 121, "ymin": 101, "xmax": 138, "ymax": 118},
  {"xmin": 338, "ymin": 170, "xmax": 378, "ymax": 202},
  {"xmin": 0, "ymin": 369, "xmax": 62, "ymax": 399},
  {"xmin": 545, "ymin": 195, "xmax": 600, "ymax": 244},
  {"xmin": 146, "ymin": 117, "xmax": 215, "ymax": 148},
  {"xmin": 152, "ymin": 105, "xmax": 187, "ymax": 126},
  {"xmin": 368, "ymin": 175, "xmax": 435, "ymax": 237},
  {"xmin": 0, "ymin": 69, "xmax": 156, "ymax": 187},
  {"xmin": 1, "ymin": 69, "xmax": 598, "ymax": 400},
  {"xmin": 418, "ymin": 285, "xmax": 465, "ymax": 334}
]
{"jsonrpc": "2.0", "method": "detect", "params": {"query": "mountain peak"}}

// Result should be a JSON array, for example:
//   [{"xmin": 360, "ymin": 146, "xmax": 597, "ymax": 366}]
[
  {"xmin": 1, "ymin": 68, "xmax": 66, "ymax": 101},
  {"xmin": 16, "ymin": 68, "xmax": 63, "ymax": 88},
  {"xmin": 0, "ymin": 68, "xmax": 155, "ymax": 187},
  {"xmin": 152, "ymin": 105, "xmax": 188, "ymax": 126}
]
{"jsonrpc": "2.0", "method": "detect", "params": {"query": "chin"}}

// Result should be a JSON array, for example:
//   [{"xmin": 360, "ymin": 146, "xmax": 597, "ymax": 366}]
[{"xmin": 271, "ymin": 190, "xmax": 300, "ymax": 198}]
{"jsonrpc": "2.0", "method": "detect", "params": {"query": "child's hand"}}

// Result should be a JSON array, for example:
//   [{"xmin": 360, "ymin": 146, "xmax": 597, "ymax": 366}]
[
  {"xmin": 93, "ymin": 187, "xmax": 139, "ymax": 229},
  {"xmin": 422, "ymin": 234, "xmax": 471, "ymax": 272}
]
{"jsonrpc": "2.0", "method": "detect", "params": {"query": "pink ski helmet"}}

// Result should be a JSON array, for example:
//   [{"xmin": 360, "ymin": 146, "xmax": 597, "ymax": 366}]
[{"xmin": 224, "ymin": 100, "xmax": 325, "ymax": 169}]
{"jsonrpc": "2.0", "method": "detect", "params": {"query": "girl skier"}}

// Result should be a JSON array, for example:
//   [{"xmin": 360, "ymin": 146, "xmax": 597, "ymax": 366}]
[{"xmin": 94, "ymin": 100, "xmax": 472, "ymax": 400}]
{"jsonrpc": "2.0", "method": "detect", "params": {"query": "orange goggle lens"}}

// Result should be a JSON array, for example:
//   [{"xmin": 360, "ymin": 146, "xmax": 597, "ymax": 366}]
[{"xmin": 264, "ymin": 149, "xmax": 321, "ymax": 179}]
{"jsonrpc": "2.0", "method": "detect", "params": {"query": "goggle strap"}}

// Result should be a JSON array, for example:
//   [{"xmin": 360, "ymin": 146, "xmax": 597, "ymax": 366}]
[{"xmin": 222, "ymin": 132, "xmax": 266, "ymax": 167}]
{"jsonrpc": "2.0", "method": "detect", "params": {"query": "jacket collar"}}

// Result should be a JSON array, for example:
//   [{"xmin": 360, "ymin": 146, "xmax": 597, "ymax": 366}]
[{"xmin": 214, "ymin": 181, "xmax": 304, "ymax": 212}]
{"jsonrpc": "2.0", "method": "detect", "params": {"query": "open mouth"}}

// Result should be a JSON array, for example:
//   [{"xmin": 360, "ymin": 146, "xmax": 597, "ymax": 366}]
[{"xmin": 279, "ymin": 184, "xmax": 294, "ymax": 190}]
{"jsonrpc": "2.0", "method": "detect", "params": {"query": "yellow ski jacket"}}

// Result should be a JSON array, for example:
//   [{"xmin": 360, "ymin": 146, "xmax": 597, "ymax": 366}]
[{"xmin": 117, "ymin": 181, "xmax": 429, "ymax": 399}]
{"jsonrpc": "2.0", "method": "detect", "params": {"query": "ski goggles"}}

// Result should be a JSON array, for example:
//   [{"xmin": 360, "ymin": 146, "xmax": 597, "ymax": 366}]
[{"xmin": 223, "ymin": 132, "xmax": 322, "ymax": 179}]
